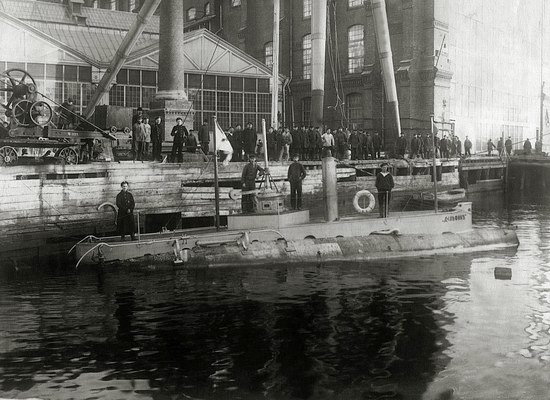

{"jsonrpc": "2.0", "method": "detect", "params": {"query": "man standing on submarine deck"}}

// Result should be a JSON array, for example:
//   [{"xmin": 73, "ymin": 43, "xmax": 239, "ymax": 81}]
[
  {"xmin": 241, "ymin": 154, "xmax": 265, "ymax": 213},
  {"xmin": 375, "ymin": 163, "xmax": 394, "ymax": 218},
  {"xmin": 116, "ymin": 181, "xmax": 136, "ymax": 241}
]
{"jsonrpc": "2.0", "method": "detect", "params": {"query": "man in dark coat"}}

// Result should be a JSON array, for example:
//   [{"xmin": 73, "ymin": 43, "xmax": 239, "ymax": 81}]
[
  {"xmin": 396, "ymin": 132, "xmax": 407, "ymax": 158},
  {"xmin": 464, "ymin": 136, "xmax": 472, "ymax": 157},
  {"xmin": 116, "ymin": 181, "xmax": 135, "ymax": 240},
  {"xmin": 335, "ymin": 128, "xmax": 347, "ymax": 160},
  {"xmin": 290, "ymin": 126, "xmax": 302, "ymax": 160},
  {"xmin": 170, "ymin": 117, "xmax": 188, "ymax": 163},
  {"xmin": 150, "ymin": 116, "xmax": 163, "ymax": 162},
  {"xmin": 233, "ymin": 124, "xmax": 243, "ymax": 162},
  {"xmin": 241, "ymin": 154, "xmax": 265, "ymax": 213},
  {"xmin": 266, "ymin": 127, "xmax": 277, "ymax": 161},
  {"xmin": 301, "ymin": 126, "xmax": 310, "ymax": 161},
  {"xmin": 523, "ymin": 138, "xmax": 532, "ymax": 155},
  {"xmin": 287, "ymin": 154, "xmax": 307, "ymax": 210},
  {"xmin": 505, "ymin": 136, "xmax": 513, "ymax": 156},
  {"xmin": 440, "ymin": 135, "xmax": 449, "ymax": 158},
  {"xmin": 243, "ymin": 122, "xmax": 257, "ymax": 159},
  {"xmin": 411, "ymin": 134, "xmax": 421, "ymax": 159},
  {"xmin": 375, "ymin": 163, "xmax": 394, "ymax": 218},
  {"xmin": 349, "ymin": 130, "xmax": 361, "ymax": 160},
  {"xmin": 198, "ymin": 119, "xmax": 210, "ymax": 156}
]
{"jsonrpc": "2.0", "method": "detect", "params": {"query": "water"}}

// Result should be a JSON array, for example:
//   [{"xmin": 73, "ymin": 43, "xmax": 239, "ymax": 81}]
[{"xmin": 1, "ymin": 192, "xmax": 549, "ymax": 400}]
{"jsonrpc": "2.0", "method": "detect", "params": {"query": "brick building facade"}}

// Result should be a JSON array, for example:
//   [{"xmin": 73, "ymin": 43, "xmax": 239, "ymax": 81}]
[{"xmin": 2, "ymin": 0, "xmax": 550, "ymax": 152}]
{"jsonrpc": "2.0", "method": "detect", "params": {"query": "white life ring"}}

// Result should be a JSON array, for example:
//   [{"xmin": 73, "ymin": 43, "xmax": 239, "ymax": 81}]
[{"xmin": 353, "ymin": 190, "xmax": 376, "ymax": 214}]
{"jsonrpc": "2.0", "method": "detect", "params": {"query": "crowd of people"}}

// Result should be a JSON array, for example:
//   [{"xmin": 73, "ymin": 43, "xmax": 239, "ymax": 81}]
[{"xmin": 129, "ymin": 105, "xmax": 547, "ymax": 164}]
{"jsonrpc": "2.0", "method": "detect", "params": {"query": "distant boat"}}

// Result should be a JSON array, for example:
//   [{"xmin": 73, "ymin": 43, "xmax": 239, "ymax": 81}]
[{"xmin": 421, "ymin": 188, "xmax": 466, "ymax": 205}]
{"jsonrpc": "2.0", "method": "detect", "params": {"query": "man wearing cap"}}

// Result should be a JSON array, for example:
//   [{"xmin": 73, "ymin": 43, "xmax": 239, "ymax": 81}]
[
  {"xmin": 198, "ymin": 119, "xmax": 210, "ymax": 156},
  {"xmin": 116, "ymin": 181, "xmax": 136, "ymax": 241},
  {"xmin": 505, "ymin": 136, "xmax": 513, "ymax": 156},
  {"xmin": 171, "ymin": 117, "xmax": 188, "ymax": 162},
  {"xmin": 132, "ymin": 116, "xmax": 146, "ymax": 161},
  {"xmin": 241, "ymin": 154, "xmax": 265, "ymax": 213},
  {"xmin": 151, "ymin": 116, "xmax": 163, "ymax": 162},
  {"xmin": 375, "ymin": 163, "xmax": 394, "ymax": 218},
  {"xmin": 287, "ymin": 154, "xmax": 307, "ymax": 210}
]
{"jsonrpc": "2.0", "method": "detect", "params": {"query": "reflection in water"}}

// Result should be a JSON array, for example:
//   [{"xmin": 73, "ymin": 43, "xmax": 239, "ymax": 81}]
[{"xmin": 0, "ymin": 191, "xmax": 548, "ymax": 400}]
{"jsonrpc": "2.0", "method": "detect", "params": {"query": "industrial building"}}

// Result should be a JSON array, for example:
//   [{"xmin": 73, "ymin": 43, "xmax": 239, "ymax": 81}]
[
  {"xmin": 0, "ymin": 0, "xmax": 279, "ymax": 133},
  {"xmin": 1, "ymin": 0, "xmax": 549, "ymax": 151}
]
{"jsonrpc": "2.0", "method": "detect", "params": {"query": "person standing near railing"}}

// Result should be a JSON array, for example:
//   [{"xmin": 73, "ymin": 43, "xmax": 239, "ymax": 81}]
[
  {"xmin": 375, "ymin": 163, "xmax": 394, "ymax": 218},
  {"xmin": 116, "ymin": 181, "xmax": 136, "ymax": 241}
]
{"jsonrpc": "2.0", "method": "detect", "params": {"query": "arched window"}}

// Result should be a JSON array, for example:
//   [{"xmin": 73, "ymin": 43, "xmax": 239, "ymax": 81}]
[
  {"xmin": 346, "ymin": 93, "xmax": 363, "ymax": 124},
  {"xmin": 264, "ymin": 42, "xmax": 273, "ymax": 69},
  {"xmin": 204, "ymin": 2, "xmax": 211, "ymax": 15},
  {"xmin": 187, "ymin": 7, "xmax": 196, "ymax": 21},
  {"xmin": 302, "ymin": 97, "xmax": 312, "ymax": 126},
  {"xmin": 302, "ymin": 34, "xmax": 312, "ymax": 80},
  {"xmin": 348, "ymin": 0, "xmax": 364, "ymax": 7},
  {"xmin": 303, "ymin": 0, "xmax": 312, "ymax": 18},
  {"xmin": 348, "ymin": 25, "xmax": 364, "ymax": 73}
]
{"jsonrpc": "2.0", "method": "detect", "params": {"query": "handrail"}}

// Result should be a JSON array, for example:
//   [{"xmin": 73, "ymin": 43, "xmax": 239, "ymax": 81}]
[{"xmin": 67, "ymin": 235, "xmax": 102, "ymax": 255}]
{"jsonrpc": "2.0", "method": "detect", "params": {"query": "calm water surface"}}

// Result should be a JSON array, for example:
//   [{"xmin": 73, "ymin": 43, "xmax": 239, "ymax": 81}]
[{"xmin": 1, "ymin": 192, "xmax": 549, "ymax": 400}]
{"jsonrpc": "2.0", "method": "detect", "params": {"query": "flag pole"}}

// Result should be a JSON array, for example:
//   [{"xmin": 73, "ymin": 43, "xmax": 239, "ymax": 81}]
[
  {"xmin": 431, "ymin": 115, "xmax": 438, "ymax": 213},
  {"xmin": 212, "ymin": 116, "xmax": 221, "ymax": 230}
]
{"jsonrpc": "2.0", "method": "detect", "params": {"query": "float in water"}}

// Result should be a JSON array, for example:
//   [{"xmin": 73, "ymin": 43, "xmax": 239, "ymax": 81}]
[{"xmin": 73, "ymin": 156, "xmax": 519, "ymax": 269}]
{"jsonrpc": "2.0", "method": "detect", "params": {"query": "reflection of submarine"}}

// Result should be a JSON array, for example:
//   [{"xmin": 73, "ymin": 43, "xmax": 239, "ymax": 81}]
[{"xmin": 73, "ymin": 156, "xmax": 518, "ymax": 268}]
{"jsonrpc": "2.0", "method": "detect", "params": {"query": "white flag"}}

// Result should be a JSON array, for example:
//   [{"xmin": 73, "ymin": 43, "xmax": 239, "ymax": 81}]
[{"xmin": 215, "ymin": 118, "xmax": 233, "ymax": 153}]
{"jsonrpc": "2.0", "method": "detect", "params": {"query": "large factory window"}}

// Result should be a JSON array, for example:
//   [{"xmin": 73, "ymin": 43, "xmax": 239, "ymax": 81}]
[
  {"xmin": 126, "ymin": 86, "xmax": 141, "ymax": 108},
  {"xmin": 217, "ymin": 92, "xmax": 230, "ymax": 112},
  {"xmin": 348, "ymin": 25, "xmax": 364, "ymax": 74},
  {"xmin": 231, "ymin": 92, "xmax": 243, "ymax": 112},
  {"xmin": 303, "ymin": 0, "xmax": 311, "ymax": 18},
  {"xmin": 109, "ymin": 86, "xmax": 125, "ymax": 107},
  {"xmin": 302, "ymin": 34, "xmax": 312, "ymax": 80}
]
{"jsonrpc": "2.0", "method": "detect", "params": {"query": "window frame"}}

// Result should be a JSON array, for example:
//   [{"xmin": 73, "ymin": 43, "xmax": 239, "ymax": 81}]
[
  {"xmin": 302, "ymin": 34, "xmax": 312, "ymax": 80},
  {"xmin": 303, "ymin": 0, "xmax": 312, "ymax": 19},
  {"xmin": 347, "ymin": 24, "xmax": 364, "ymax": 74}
]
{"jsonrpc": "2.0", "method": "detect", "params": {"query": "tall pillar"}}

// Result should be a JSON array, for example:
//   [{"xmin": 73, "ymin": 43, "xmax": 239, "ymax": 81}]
[
  {"xmin": 150, "ymin": 0, "xmax": 194, "ymax": 141},
  {"xmin": 311, "ymin": 0, "xmax": 327, "ymax": 129},
  {"xmin": 271, "ymin": 0, "xmax": 280, "ymax": 129},
  {"xmin": 155, "ymin": 0, "xmax": 187, "ymax": 101}
]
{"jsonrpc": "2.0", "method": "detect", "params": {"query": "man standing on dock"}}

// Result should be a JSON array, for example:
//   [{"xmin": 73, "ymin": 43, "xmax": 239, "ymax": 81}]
[
  {"xmin": 487, "ymin": 138, "xmax": 496, "ymax": 156},
  {"xmin": 116, "ymin": 181, "xmax": 136, "ymax": 241},
  {"xmin": 241, "ymin": 154, "xmax": 265, "ymax": 213},
  {"xmin": 375, "ymin": 163, "xmax": 394, "ymax": 218},
  {"xmin": 523, "ymin": 138, "xmax": 532, "ymax": 155},
  {"xmin": 243, "ymin": 122, "xmax": 257, "ymax": 160},
  {"xmin": 151, "ymin": 116, "xmax": 163, "ymax": 162},
  {"xmin": 464, "ymin": 136, "xmax": 472, "ymax": 157},
  {"xmin": 198, "ymin": 119, "xmax": 210, "ymax": 156},
  {"xmin": 505, "ymin": 136, "xmax": 513, "ymax": 156},
  {"xmin": 170, "ymin": 117, "xmax": 188, "ymax": 163},
  {"xmin": 287, "ymin": 154, "xmax": 307, "ymax": 210}
]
